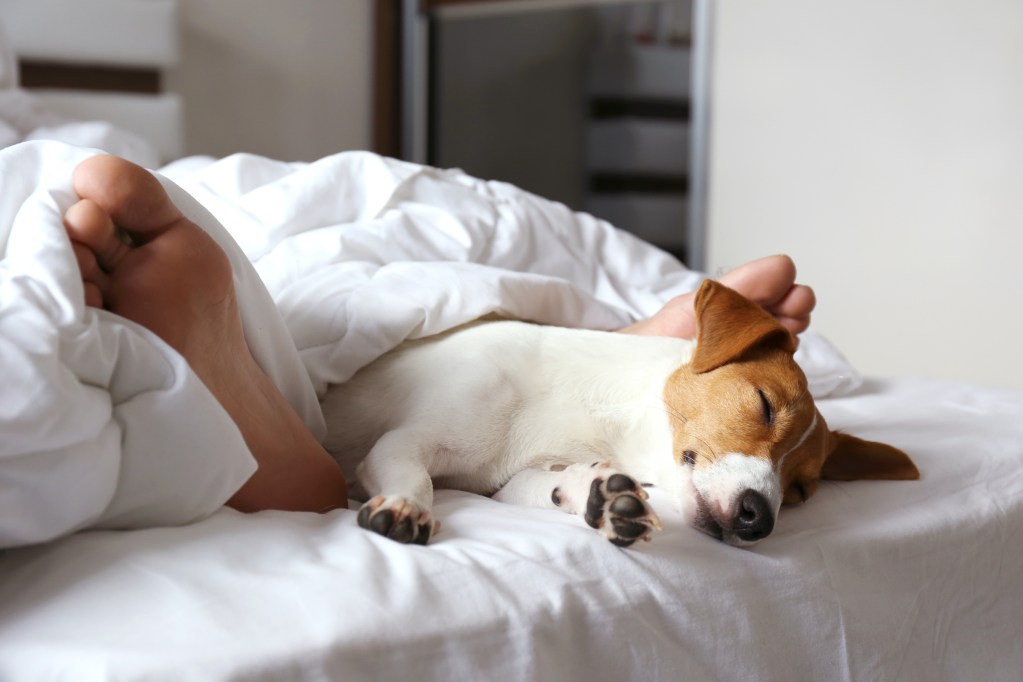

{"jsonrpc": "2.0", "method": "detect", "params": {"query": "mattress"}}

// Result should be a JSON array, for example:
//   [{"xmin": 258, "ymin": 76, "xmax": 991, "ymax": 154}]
[{"xmin": 1, "ymin": 142, "xmax": 1021, "ymax": 681}]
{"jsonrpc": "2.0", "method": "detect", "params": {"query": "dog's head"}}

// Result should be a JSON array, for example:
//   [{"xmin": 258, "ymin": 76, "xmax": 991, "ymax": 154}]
[{"xmin": 663, "ymin": 280, "xmax": 918, "ymax": 547}]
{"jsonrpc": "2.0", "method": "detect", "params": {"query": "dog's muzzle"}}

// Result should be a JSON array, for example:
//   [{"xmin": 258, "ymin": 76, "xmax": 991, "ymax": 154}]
[{"xmin": 694, "ymin": 489, "xmax": 775, "ymax": 546}]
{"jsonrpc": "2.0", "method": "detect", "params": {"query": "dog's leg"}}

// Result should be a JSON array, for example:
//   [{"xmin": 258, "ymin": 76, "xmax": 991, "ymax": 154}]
[
  {"xmin": 494, "ymin": 462, "xmax": 663, "ymax": 547},
  {"xmin": 355, "ymin": 429, "xmax": 437, "ymax": 545}
]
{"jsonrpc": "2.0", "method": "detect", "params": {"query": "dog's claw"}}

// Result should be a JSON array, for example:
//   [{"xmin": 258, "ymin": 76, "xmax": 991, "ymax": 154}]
[
  {"xmin": 357, "ymin": 496, "xmax": 435, "ymax": 545},
  {"xmin": 585, "ymin": 472, "xmax": 661, "ymax": 547}
]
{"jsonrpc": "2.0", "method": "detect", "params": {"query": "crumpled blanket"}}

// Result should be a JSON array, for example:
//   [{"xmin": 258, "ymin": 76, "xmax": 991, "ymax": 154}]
[{"xmin": 0, "ymin": 140, "xmax": 861, "ymax": 549}]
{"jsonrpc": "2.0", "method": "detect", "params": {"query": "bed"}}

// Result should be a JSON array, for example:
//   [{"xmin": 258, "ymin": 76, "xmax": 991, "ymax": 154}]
[
  {"xmin": 2, "ymin": 7, "xmax": 1023, "ymax": 682},
  {"xmin": 2, "ymin": 139, "xmax": 1023, "ymax": 681}
]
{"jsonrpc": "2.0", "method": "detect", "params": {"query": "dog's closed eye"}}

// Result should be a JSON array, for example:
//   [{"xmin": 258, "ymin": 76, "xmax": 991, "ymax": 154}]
[{"xmin": 756, "ymin": 388, "xmax": 775, "ymax": 426}]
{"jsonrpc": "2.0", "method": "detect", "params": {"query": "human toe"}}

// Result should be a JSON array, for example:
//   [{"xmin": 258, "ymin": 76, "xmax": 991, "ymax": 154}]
[
  {"xmin": 64, "ymin": 199, "xmax": 131, "ymax": 273},
  {"xmin": 767, "ymin": 284, "xmax": 816, "ymax": 320},
  {"xmin": 69, "ymin": 240, "xmax": 109, "ymax": 307},
  {"xmin": 72, "ymin": 155, "xmax": 181, "ymax": 238},
  {"xmin": 719, "ymin": 254, "xmax": 798, "ymax": 305},
  {"xmin": 768, "ymin": 284, "xmax": 815, "ymax": 335}
]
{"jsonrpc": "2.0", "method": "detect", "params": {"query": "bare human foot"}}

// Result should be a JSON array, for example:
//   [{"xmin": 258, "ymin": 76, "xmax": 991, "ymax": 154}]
[
  {"xmin": 64, "ymin": 155, "xmax": 348, "ymax": 513},
  {"xmin": 620, "ymin": 254, "xmax": 816, "ymax": 340}
]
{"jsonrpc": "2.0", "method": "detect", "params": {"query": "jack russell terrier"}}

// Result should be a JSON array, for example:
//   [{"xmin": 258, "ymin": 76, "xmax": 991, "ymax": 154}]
[{"xmin": 322, "ymin": 280, "xmax": 918, "ymax": 548}]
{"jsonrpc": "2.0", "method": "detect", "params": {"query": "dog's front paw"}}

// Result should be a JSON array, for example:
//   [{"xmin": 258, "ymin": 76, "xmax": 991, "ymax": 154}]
[
  {"xmin": 585, "ymin": 473, "xmax": 663, "ymax": 547},
  {"xmin": 357, "ymin": 495, "xmax": 435, "ymax": 545}
]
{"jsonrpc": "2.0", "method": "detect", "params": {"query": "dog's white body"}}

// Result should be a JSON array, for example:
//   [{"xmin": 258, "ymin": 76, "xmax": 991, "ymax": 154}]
[
  {"xmin": 322, "ymin": 281, "xmax": 918, "ymax": 547},
  {"xmin": 325, "ymin": 322, "xmax": 694, "ymax": 541}
]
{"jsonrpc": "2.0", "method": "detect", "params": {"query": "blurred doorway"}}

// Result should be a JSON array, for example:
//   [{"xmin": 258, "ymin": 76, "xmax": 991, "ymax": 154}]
[{"xmin": 373, "ymin": 0, "xmax": 710, "ymax": 268}]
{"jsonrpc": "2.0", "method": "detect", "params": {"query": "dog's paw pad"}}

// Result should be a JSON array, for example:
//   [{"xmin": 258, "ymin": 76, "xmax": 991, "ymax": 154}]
[
  {"xmin": 584, "ymin": 473, "xmax": 662, "ymax": 547},
  {"xmin": 357, "ymin": 496, "xmax": 434, "ymax": 545},
  {"xmin": 606, "ymin": 473, "xmax": 638, "ymax": 494}
]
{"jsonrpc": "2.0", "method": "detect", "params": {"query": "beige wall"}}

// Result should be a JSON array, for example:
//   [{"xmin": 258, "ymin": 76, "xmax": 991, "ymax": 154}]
[
  {"xmin": 707, "ymin": 0, "xmax": 1023, "ymax": 388},
  {"xmin": 167, "ymin": 0, "xmax": 373, "ymax": 161}
]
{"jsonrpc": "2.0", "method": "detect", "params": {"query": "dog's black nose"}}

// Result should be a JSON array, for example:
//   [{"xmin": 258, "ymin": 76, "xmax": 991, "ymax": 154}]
[{"xmin": 732, "ymin": 490, "xmax": 774, "ymax": 542}]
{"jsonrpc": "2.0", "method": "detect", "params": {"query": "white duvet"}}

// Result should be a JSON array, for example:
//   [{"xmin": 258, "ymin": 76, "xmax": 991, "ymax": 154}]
[
  {"xmin": 1, "ymin": 141, "xmax": 1022, "ymax": 681},
  {"xmin": 0, "ymin": 140, "xmax": 856, "ymax": 548}
]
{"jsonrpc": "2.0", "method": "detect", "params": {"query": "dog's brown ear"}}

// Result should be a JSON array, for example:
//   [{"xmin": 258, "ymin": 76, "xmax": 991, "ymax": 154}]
[
  {"xmin": 690, "ymin": 280, "xmax": 797, "ymax": 374},
  {"xmin": 821, "ymin": 432, "xmax": 920, "ymax": 481}
]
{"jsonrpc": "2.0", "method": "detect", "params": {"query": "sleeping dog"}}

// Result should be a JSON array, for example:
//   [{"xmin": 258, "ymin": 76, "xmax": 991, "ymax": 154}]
[{"xmin": 322, "ymin": 280, "xmax": 918, "ymax": 547}]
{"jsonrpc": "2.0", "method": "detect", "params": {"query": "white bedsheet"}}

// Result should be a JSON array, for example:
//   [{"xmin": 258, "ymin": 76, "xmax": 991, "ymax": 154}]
[
  {"xmin": 1, "ymin": 376, "xmax": 1021, "ymax": 680},
  {"xmin": 4, "ymin": 141, "xmax": 1018, "ymax": 680}
]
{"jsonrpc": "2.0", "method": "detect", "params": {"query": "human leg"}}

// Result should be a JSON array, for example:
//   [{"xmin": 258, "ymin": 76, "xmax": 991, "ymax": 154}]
[{"xmin": 64, "ymin": 154, "xmax": 348, "ymax": 513}]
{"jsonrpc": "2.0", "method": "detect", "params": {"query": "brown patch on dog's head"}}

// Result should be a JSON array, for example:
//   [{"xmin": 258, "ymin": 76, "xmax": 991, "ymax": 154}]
[{"xmin": 662, "ymin": 280, "xmax": 918, "ymax": 546}]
